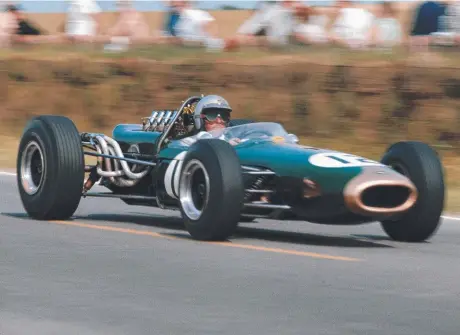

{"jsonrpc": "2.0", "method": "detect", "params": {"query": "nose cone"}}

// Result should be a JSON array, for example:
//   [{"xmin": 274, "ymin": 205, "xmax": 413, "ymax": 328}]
[{"xmin": 343, "ymin": 166, "xmax": 418, "ymax": 218}]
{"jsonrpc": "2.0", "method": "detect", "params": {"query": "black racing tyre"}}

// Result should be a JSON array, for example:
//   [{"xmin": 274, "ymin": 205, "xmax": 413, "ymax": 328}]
[
  {"xmin": 228, "ymin": 119, "xmax": 255, "ymax": 127},
  {"xmin": 16, "ymin": 115, "xmax": 85, "ymax": 220},
  {"xmin": 178, "ymin": 139, "xmax": 244, "ymax": 241},
  {"xmin": 380, "ymin": 141, "xmax": 445, "ymax": 242}
]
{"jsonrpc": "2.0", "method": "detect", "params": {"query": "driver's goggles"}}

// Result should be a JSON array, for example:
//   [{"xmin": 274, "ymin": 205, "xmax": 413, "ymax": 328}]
[{"xmin": 201, "ymin": 110, "xmax": 230, "ymax": 122}]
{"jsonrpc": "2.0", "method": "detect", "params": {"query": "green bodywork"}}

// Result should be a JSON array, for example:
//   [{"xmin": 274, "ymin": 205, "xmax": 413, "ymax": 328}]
[
  {"xmin": 162, "ymin": 139, "xmax": 365, "ymax": 194},
  {"xmin": 112, "ymin": 123, "xmax": 386, "ymax": 195},
  {"xmin": 237, "ymin": 142, "xmax": 363, "ymax": 194},
  {"xmin": 113, "ymin": 124, "xmax": 161, "ymax": 144}
]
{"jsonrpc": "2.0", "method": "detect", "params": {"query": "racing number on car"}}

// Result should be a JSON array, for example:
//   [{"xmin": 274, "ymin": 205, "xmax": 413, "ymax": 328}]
[
  {"xmin": 326, "ymin": 154, "xmax": 376, "ymax": 165},
  {"xmin": 309, "ymin": 152, "xmax": 383, "ymax": 168}
]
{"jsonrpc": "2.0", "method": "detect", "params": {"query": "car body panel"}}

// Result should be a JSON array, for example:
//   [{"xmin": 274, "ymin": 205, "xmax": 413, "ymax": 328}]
[
  {"xmin": 113, "ymin": 124, "xmax": 161, "ymax": 144},
  {"xmin": 107, "ymin": 121, "xmax": 417, "ymax": 224},
  {"xmin": 234, "ymin": 141, "xmax": 367, "ymax": 193},
  {"xmin": 158, "ymin": 133, "xmax": 388, "ymax": 195}
]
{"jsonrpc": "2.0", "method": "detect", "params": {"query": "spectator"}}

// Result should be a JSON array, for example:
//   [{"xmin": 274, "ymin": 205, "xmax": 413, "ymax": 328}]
[
  {"xmin": 292, "ymin": 4, "xmax": 330, "ymax": 45},
  {"xmin": 431, "ymin": 0, "xmax": 460, "ymax": 46},
  {"xmin": 409, "ymin": 1, "xmax": 447, "ymax": 51},
  {"xmin": 237, "ymin": 1, "xmax": 277, "ymax": 38},
  {"xmin": 174, "ymin": 0, "xmax": 227, "ymax": 51},
  {"xmin": 235, "ymin": 0, "xmax": 298, "ymax": 47},
  {"xmin": 2, "ymin": 4, "xmax": 68, "ymax": 45},
  {"xmin": 328, "ymin": 0, "xmax": 375, "ymax": 49},
  {"xmin": 104, "ymin": 0, "xmax": 151, "ymax": 50},
  {"xmin": 372, "ymin": 1, "xmax": 403, "ymax": 49},
  {"xmin": 65, "ymin": 0, "xmax": 101, "ymax": 43},
  {"xmin": 0, "ymin": 8, "xmax": 16, "ymax": 48},
  {"xmin": 446, "ymin": 0, "xmax": 460, "ymax": 33},
  {"xmin": 163, "ymin": 0, "xmax": 181, "ymax": 37},
  {"xmin": 6, "ymin": 4, "xmax": 43, "ymax": 36},
  {"xmin": 445, "ymin": 0, "xmax": 460, "ymax": 44},
  {"xmin": 231, "ymin": 0, "xmax": 329, "ymax": 49}
]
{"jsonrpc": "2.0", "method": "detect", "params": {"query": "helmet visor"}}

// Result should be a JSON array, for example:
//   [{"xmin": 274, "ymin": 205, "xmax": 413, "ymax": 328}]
[{"xmin": 201, "ymin": 108, "xmax": 231, "ymax": 122}]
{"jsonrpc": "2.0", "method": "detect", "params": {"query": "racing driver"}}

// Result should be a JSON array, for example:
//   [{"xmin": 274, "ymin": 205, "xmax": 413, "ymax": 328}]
[{"xmin": 181, "ymin": 94, "xmax": 242, "ymax": 146}]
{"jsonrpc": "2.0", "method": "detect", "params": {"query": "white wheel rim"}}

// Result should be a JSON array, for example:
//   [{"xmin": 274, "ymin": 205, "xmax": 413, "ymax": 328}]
[
  {"xmin": 179, "ymin": 159, "xmax": 210, "ymax": 221},
  {"xmin": 20, "ymin": 141, "xmax": 45, "ymax": 195}
]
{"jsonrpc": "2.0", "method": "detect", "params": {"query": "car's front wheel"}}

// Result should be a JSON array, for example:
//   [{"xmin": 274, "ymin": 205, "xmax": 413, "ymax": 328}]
[
  {"xmin": 380, "ymin": 141, "xmax": 445, "ymax": 242},
  {"xmin": 178, "ymin": 139, "xmax": 244, "ymax": 241}
]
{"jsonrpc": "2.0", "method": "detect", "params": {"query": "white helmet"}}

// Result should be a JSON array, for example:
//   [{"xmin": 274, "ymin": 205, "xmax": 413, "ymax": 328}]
[{"xmin": 193, "ymin": 95, "xmax": 232, "ymax": 131}]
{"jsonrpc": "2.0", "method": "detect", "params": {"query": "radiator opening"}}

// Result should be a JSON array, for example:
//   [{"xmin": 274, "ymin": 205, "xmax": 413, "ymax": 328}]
[{"xmin": 360, "ymin": 185, "xmax": 412, "ymax": 209}]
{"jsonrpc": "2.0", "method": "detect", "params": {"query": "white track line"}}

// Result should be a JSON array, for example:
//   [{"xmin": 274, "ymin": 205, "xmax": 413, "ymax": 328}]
[
  {"xmin": 0, "ymin": 171, "xmax": 101, "ymax": 185},
  {"xmin": 1, "ymin": 170, "xmax": 460, "ymax": 220},
  {"xmin": 0, "ymin": 171, "xmax": 16, "ymax": 176},
  {"xmin": 441, "ymin": 216, "xmax": 460, "ymax": 221}
]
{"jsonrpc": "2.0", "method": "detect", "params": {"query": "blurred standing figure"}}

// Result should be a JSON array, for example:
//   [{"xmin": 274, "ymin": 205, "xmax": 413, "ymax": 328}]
[
  {"xmin": 65, "ymin": 0, "xmax": 101, "ymax": 42},
  {"xmin": 3, "ymin": 4, "xmax": 63, "ymax": 45},
  {"xmin": 163, "ymin": 0, "xmax": 181, "ymax": 37},
  {"xmin": 105, "ymin": 0, "xmax": 151, "ymax": 50},
  {"xmin": 372, "ymin": 1, "xmax": 402, "ymax": 49},
  {"xmin": 447, "ymin": 1, "xmax": 460, "ymax": 32},
  {"xmin": 437, "ymin": 0, "xmax": 460, "ymax": 45},
  {"xmin": 0, "ymin": 7, "xmax": 17, "ymax": 47},
  {"xmin": 235, "ymin": 0, "xmax": 298, "ymax": 47},
  {"xmin": 237, "ymin": 1, "xmax": 277, "ymax": 38},
  {"xmin": 328, "ymin": 0, "xmax": 375, "ymax": 49},
  {"xmin": 6, "ymin": 4, "xmax": 43, "ymax": 36},
  {"xmin": 292, "ymin": 3, "xmax": 330, "ymax": 45},
  {"xmin": 409, "ymin": 0, "xmax": 447, "ymax": 51},
  {"xmin": 174, "ymin": 0, "xmax": 225, "ymax": 51}
]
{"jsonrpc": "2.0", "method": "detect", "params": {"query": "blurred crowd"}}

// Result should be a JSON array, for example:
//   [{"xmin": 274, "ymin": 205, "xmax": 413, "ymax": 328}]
[{"xmin": 0, "ymin": 0, "xmax": 459, "ymax": 52}]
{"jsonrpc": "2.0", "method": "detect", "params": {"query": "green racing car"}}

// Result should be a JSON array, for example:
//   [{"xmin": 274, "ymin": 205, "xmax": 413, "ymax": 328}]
[{"xmin": 16, "ymin": 95, "xmax": 445, "ymax": 242}]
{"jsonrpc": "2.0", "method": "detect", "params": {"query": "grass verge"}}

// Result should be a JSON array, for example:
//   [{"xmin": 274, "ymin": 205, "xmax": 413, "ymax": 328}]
[{"xmin": 2, "ymin": 44, "xmax": 460, "ymax": 68}]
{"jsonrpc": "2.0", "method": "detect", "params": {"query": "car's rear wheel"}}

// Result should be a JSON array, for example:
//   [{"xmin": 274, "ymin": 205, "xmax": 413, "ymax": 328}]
[
  {"xmin": 380, "ymin": 141, "xmax": 445, "ymax": 242},
  {"xmin": 17, "ymin": 115, "xmax": 85, "ymax": 220},
  {"xmin": 178, "ymin": 139, "xmax": 244, "ymax": 240}
]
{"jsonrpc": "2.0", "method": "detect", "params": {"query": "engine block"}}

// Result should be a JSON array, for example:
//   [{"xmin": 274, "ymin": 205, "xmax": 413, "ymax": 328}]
[
  {"xmin": 142, "ymin": 110, "xmax": 178, "ymax": 132},
  {"xmin": 141, "ymin": 103, "xmax": 196, "ymax": 137}
]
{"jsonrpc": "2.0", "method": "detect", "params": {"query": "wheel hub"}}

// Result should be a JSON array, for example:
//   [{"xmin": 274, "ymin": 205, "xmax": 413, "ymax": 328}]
[
  {"xmin": 20, "ymin": 141, "xmax": 45, "ymax": 195},
  {"xmin": 197, "ymin": 184, "xmax": 206, "ymax": 196},
  {"xmin": 179, "ymin": 159, "xmax": 210, "ymax": 221}
]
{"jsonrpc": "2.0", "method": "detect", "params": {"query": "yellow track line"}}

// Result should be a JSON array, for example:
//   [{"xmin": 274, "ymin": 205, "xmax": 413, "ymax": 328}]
[{"xmin": 51, "ymin": 220, "xmax": 363, "ymax": 262}]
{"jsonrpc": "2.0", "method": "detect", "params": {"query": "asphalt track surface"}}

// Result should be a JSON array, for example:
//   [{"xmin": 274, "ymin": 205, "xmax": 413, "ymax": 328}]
[{"xmin": 2, "ymin": 171, "xmax": 460, "ymax": 335}]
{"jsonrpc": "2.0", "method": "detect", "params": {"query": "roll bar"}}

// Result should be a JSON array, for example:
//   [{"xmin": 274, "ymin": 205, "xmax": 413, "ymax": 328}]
[{"xmin": 154, "ymin": 95, "xmax": 202, "ymax": 156}]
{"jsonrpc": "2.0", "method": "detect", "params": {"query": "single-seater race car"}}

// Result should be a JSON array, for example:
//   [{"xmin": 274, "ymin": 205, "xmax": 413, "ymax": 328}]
[{"xmin": 16, "ymin": 95, "xmax": 445, "ymax": 242}]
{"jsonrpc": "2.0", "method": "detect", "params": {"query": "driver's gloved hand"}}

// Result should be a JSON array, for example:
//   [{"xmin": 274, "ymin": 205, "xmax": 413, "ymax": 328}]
[{"xmin": 229, "ymin": 138, "xmax": 241, "ymax": 146}]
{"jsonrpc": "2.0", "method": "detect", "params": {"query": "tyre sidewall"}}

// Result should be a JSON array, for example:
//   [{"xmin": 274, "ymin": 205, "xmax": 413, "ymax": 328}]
[{"xmin": 17, "ymin": 119, "xmax": 60, "ymax": 218}]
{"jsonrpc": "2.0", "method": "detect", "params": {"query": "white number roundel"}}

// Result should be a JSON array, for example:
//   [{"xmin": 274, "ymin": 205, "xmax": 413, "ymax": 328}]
[
  {"xmin": 309, "ymin": 152, "xmax": 383, "ymax": 168},
  {"xmin": 164, "ymin": 151, "xmax": 187, "ymax": 199}
]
